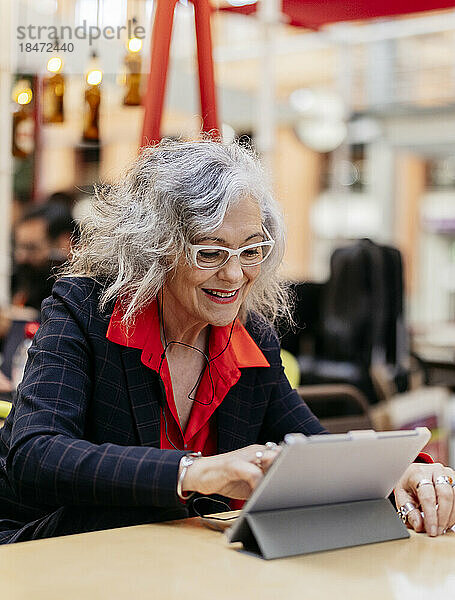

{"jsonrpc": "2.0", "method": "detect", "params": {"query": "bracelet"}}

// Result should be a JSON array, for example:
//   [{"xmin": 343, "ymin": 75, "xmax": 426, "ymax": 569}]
[{"xmin": 177, "ymin": 452, "xmax": 202, "ymax": 500}]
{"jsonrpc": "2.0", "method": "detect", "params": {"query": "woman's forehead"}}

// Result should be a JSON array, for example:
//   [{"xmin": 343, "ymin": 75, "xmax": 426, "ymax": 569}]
[
  {"xmin": 203, "ymin": 199, "xmax": 263, "ymax": 243},
  {"xmin": 224, "ymin": 197, "xmax": 262, "ymax": 225}
]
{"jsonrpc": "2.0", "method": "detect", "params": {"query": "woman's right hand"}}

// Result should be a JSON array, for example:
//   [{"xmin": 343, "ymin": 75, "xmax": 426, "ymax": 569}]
[{"xmin": 180, "ymin": 444, "xmax": 281, "ymax": 500}]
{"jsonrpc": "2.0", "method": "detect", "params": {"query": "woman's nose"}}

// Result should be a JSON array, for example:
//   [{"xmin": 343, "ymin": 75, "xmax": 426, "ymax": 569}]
[{"xmin": 217, "ymin": 255, "xmax": 244, "ymax": 283}]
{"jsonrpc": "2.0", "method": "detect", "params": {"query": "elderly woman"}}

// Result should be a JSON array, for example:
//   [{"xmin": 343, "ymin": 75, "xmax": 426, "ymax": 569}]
[{"xmin": 0, "ymin": 140, "xmax": 453, "ymax": 543}]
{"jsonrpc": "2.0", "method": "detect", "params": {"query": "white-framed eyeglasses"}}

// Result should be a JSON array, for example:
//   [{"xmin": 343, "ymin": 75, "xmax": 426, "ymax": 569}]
[{"xmin": 189, "ymin": 227, "xmax": 275, "ymax": 270}]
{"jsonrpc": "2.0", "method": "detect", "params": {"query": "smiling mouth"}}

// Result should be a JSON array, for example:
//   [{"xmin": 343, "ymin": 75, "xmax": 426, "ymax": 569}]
[
  {"xmin": 204, "ymin": 289, "xmax": 238, "ymax": 298},
  {"xmin": 202, "ymin": 288, "xmax": 240, "ymax": 303}
]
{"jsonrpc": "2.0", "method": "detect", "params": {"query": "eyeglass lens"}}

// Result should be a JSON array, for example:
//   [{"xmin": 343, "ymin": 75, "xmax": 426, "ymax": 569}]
[{"xmin": 196, "ymin": 243, "xmax": 273, "ymax": 268}]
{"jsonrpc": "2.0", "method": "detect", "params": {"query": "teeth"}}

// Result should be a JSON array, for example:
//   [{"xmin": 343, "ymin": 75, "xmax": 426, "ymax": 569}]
[{"xmin": 206, "ymin": 289, "xmax": 237, "ymax": 298}]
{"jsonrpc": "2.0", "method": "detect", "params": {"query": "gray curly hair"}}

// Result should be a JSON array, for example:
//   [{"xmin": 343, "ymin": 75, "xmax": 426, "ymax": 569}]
[{"xmin": 66, "ymin": 138, "xmax": 290, "ymax": 326}]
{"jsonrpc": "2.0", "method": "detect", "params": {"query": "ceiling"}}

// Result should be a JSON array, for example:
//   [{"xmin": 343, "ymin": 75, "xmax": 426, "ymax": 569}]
[{"xmin": 216, "ymin": 0, "xmax": 455, "ymax": 29}]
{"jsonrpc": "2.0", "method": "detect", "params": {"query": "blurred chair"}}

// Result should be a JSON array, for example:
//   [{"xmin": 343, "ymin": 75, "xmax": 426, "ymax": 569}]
[
  {"xmin": 0, "ymin": 399, "xmax": 12, "ymax": 421},
  {"xmin": 280, "ymin": 349, "xmax": 300, "ymax": 389},
  {"xmin": 297, "ymin": 384, "xmax": 373, "ymax": 434},
  {"xmin": 278, "ymin": 240, "xmax": 410, "ymax": 405}
]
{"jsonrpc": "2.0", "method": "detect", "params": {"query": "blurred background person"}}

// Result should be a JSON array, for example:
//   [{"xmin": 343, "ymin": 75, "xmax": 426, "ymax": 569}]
[
  {"xmin": 0, "ymin": 197, "xmax": 77, "ymax": 394},
  {"xmin": 12, "ymin": 199, "xmax": 76, "ymax": 309}
]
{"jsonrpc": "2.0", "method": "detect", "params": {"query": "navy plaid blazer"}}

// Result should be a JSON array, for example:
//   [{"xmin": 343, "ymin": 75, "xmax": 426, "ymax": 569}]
[{"xmin": 0, "ymin": 277, "xmax": 324, "ymax": 543}]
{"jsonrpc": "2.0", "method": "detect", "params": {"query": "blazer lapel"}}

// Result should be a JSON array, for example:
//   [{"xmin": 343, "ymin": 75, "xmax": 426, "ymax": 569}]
[
  {"xmin": 216, "ymin": 369, "xmax": 255, "ymax": 454},
  {"xmin": 119, "ymin": 346, "xmax": 161, "ymax": 447}
]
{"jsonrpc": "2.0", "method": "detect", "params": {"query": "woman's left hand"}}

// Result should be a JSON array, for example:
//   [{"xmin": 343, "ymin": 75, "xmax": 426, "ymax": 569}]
[{"xmin": 394, "ymin": 463, "xmax": 455, "ymax": 536}]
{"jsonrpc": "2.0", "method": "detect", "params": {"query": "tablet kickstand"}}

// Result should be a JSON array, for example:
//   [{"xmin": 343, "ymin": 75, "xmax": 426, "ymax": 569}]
[{"xmin": 234, "ymin": 498, "xmax": 409, "ymax": 560}]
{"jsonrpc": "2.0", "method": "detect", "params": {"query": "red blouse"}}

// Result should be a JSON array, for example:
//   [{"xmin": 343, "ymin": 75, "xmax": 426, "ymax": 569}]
[{"xmin": 106, "ymin": 299, "xmax": 269, "ymax": 455}]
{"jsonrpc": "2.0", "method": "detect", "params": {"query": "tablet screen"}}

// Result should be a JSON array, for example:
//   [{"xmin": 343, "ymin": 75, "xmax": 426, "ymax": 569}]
[{"xmin": 228, "ymin": 427, "xmax": 430, "ymax": 543}]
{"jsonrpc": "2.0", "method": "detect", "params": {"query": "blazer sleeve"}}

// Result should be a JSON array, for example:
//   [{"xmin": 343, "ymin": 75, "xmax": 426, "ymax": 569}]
[{"xmin": 5, "ymin": 287, "xmax": 186, "ymax": 509}]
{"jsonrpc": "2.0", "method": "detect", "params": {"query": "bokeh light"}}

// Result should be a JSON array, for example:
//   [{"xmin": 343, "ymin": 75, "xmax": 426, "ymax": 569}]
[
  {"xmin": 86, "ymin": 69, "xmax": 103, "ymax": 86},
  {"xmin": 47, "ymin": 57, "xmax": 63, "ymax": 73},
  {"xmin": 128, "ymin": 38, "xmax": 143, "ymax": 53}
]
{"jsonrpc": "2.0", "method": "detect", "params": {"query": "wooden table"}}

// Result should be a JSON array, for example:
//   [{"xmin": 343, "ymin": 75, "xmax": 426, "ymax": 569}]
[{"xmin": 1, "ymin": 516, "xmax": 454, "ymax": 600}]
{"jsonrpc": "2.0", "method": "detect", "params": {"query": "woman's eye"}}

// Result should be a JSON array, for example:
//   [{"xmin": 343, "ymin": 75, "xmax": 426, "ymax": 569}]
[
  {"xmin": 242, "ymin": 247, "xmax": 261, "ymax": 257},
  {"xmin": 198, "ymin": 250, "xmax": 222, "ymax": 260}
]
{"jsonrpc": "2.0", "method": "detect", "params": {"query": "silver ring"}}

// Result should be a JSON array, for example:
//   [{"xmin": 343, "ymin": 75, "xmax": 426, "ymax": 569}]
[
  {"xmin": 416, "ymin": 478, "xmax": 433, "ymax": 490},
  {"xmin": 397, "ymin": 502, "xmax": 418, "ymax": 524},
  {"xmin": 265, "ymin": 442, "xmax": 278, "ymax": 450},
  {"xmin": 435, "ymin": 475, "xmax": 453, "ymax": 486},
  {"xmin": 255, "ymin": 451, "xmax": 264, "ymax": 469}
]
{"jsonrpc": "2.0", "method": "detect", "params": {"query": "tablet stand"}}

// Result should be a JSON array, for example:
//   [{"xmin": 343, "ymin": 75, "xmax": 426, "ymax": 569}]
[{"xmin": 230, "ymin": 498, "xmax": 409, "ymax": 560}]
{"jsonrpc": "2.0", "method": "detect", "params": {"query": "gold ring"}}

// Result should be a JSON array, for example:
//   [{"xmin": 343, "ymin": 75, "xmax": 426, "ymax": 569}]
[{"xmin": 435, "ymin": 475, "xmax": 453, "ymax": 486}]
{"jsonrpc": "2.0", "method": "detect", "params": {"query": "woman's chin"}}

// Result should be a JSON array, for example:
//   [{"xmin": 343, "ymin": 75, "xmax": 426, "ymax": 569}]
[{"xmin": 207, "ymin": 307, "xmax": 240, "ymax": 328}]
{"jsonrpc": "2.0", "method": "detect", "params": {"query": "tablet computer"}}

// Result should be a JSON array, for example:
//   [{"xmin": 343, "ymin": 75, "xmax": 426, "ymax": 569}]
[{"xmin": 227, "ymin": 427, "xmax": 430, "ymax": 543}]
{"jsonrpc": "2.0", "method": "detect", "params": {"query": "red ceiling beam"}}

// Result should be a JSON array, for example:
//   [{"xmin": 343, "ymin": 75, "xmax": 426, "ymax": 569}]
[
  {"xmin": 220, "ymin": 1, "xmax": 455, "ymax": 29},
  {"xmin": 141, "ymin": 0, "xmax": 219, "ymax": 147}
]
